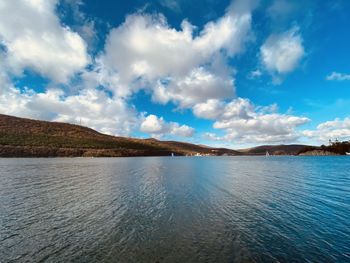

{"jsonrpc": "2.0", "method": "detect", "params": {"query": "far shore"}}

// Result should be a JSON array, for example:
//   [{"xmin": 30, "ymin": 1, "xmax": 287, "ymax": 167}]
[
  {"xmin": 0, "ymin": 145, "xmax": 345, "ymax": 158},
  {"xmin": 1, "ymin": 114, "xmax": 349, "ymax": 158}
]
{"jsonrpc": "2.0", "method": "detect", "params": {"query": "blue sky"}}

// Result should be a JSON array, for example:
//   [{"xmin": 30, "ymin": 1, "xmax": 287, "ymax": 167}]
[{"xmin": 0, "ymin": 0, "xmax": 349, "ymax": 148}]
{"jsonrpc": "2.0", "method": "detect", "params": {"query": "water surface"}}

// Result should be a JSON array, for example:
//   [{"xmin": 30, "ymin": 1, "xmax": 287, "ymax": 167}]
[{"xmin": 0, "ymin": 157, "xmax": 349, "ymax": 262}]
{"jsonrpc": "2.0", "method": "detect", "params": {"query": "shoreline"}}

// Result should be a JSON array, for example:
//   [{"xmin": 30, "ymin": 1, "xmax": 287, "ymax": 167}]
[{"xmin": 1, "ymin": 115, "xmax": 349, "ymax": 158}]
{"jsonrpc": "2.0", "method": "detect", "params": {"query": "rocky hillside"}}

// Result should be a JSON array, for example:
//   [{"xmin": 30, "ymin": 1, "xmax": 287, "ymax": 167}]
[{"xmin": 0, "ymin": 114, "xmax": 240, "ymax": 157}]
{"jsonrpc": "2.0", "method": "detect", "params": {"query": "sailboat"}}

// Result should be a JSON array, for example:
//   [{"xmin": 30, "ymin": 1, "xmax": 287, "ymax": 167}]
[
  {"xmin": 171, "ymin": 152, "xmax": 174, "ymax": 157},
  {"xmin": 266, "ymin": 151, "xmax": 270, "ymax": 157}
]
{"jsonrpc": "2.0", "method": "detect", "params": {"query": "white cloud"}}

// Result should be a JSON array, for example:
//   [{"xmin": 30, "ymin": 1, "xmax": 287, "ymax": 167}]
[
  {"xmin": 267, "ymin": 0, "xmax": 296, "ymax": 22},
  {"xmin": 197, "ymin": 98, "xmax": 310, "ymax": 144},
  {"xmin": 99, "ymin": 0, "xmax": 255, "ymax": 104},
  {"xmin": 260, "ymin": 27, "xmax": 304, "ymax": 75},
  {"xmin": 326, "ymin": 72, "xmax": 350, "ymax": 81},
  {"xmin": 0, "ymin": 0, "xmax": 89, "ymax": 82},
  {"xmin": 81, "ymin": 59, "xmax": 134, "ymax": 98},
  {"xmin": 0, "ymin": 81, "xmax": 138, "ymax": 136},
  {"xmin": 303, "ymin": 117, "xmax": 350, "ymax": 142},
  {"xmin": 193, "ymin": 98, "xmax": 254, "ymax": 120},
  {"xmin": 140, "ymin": 114, "xmax": 194, "ymax": 138},
  {"xmin": 214, "ymin": 113, "xmax": 309, "ymax": 143},
  {"xmin": 249, "ymin": 69, "xmax": 262, "ymax": 79},
  {"xmin": 193, "ymin": 99, "xmax": 225, "ymax": 120},
  {"xmin": 203, "ymin": 132, "xmax": 223, "ymax": 141},
  {"xmin": 152, "ymin": 67, "xmax": 234, "ymax": 108},
  {"xmin": 159, "ymin": 0, "xmax": 181, "ymax": 12}
]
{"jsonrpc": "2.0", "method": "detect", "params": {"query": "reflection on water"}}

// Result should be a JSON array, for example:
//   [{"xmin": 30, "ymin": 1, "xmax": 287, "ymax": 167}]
[{"xmin": 0, "ymin": 157, "xmax": 349, "ymax": 262}]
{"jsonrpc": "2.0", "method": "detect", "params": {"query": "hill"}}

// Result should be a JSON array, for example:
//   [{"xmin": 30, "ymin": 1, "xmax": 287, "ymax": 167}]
[
  {"xmin": 0, "ymin": 114, "xmax": 240, "ymax": 157},
  {"xmin": 297, "ymin": 142, "xmax": 350, "ymax": 156},
  {"xmin": 238, "ymin": 144, "xmax": 310, "ymax": 155}
]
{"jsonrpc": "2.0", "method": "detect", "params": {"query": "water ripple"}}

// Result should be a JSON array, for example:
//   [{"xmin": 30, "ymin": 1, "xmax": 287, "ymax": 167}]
[{"xmin": 0, "ymin": 157, "xmax": 349, "ymax": 262}]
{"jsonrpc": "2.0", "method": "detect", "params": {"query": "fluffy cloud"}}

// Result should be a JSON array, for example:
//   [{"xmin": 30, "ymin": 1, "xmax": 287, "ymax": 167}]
[
  {"xmin": 260, "ymin": 27, "xmax": 304, "ymax": 75},
  {"xmin": 81, "ymin": 59, "xmax": 133, "ymax": 98},
  {"xmin": 326, "ymin": 72, "xmax": 350, "ymax": 81},
  {"xmin": 197, "ymin": 98, "xmax": 309, "ymax": 144},
  {"xmin": 214, "ymin": 113, "xmax": 309, "ymax": 143},
  {"xmin": 0, "ymin": 81, "xmax": 138, "ymax": 136},
  {"xmin": 140, "ymin": 114, "xmax": 194, "ymax": 138},
  {"xmin": 99, "ymin": 0, "xmax": 256, "ymax": 105},
  {"xmin": 193, "ymin": 98, "xmax": 255, "ymax": 120},
  {"xmin": 193, "ymin": 99, "xmax": 225, "ymax": 120},
  {"xmin": 303, "ymin": 118, "xmax": 350, "ymax": 142},
  {"xmin": 103, "ymin": 1, "xmax": 253, "ymax": 81},
  {"xmin": 0, "ymin": 0, "xmax": 89, "ymax": 82},
  {"xmin": 152, "ymin": 67, "xmax": 234, "ymax": 108}
]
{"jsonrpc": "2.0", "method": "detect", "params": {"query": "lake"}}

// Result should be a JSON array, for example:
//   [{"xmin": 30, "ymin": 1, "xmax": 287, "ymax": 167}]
[{"xmin": 0, "ymin": 157, "xmax": 349, "ymax": 262}]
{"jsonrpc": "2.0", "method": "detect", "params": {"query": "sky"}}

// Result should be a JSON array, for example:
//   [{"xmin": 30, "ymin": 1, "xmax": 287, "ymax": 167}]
[{"xmin": 0, "ymin": 0, "xmax": 350, "ymax": 148}]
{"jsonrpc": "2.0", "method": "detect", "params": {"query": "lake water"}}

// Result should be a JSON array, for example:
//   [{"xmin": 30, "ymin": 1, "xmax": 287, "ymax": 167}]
[{"xmin": 0, "ymin": 157, "xmax": 349, "ymax": 262}]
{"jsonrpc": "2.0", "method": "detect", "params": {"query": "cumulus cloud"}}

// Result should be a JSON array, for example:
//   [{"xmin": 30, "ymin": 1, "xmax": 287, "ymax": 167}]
[
  {"xmin": 260, "ymin": 27, "xmax": 304, "ymax": 75},
  {"xmin": 193, "ymin": 98, "xmax": 255, "ymax": 120},
  {"xmin": 0, "ymin": 76, "xmax": 137, "ymax": 136},
  {"xmin": 99, "ymin": 0, "xmax": 256, "ymax": 105},
  {"xmin": 0, "ymin": 0, "xmax": 89, "ymax": 82},
  {"xmin": 303, "ymin": 118, "xmax": 350, "ymax": 142},
  {"xmin": 197, "ymin": 98, "xmax": 309, "ymax": 144},
  {"xmin": 326, "ymin": 72, "xmax": 350, "ymax": 81},
  {"xmin": 193, "ymin": 99, "xmax": 226, "ymax": 120},
  {"xmin": 214, "ymin": 113, "xmax": 309, "ymax": 143},
  {"xmin": 140, "ymin": 114, "xmax": 195, "ymax": 138},
  {"xmin": 152, "ymin": 67, "xmax": 234, "ymax": 108}
]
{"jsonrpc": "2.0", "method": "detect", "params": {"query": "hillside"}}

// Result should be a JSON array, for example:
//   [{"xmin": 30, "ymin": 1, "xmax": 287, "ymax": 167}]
[
  {"xmin": 238, "ymin": 144, "xmax": 310, "ymax": 155},
  {"xmin": 0, "ymin": 114, "xmax": 240, "ymax": 157},
  {"xmin": 297, "ymin": 142, "xmax": 350, "ymax": 156}
]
